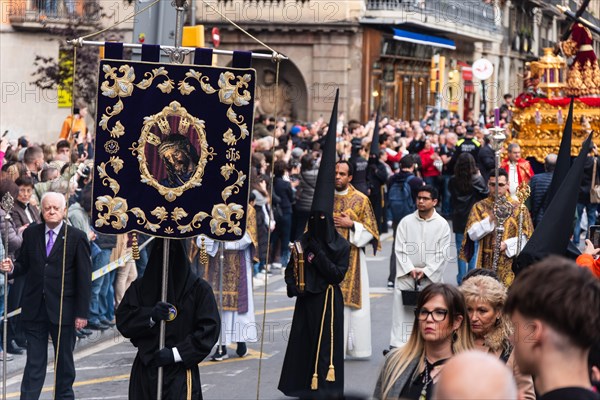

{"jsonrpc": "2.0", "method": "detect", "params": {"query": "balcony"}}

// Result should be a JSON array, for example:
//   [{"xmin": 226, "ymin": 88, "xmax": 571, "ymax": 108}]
[
  {"xmin": 6, "ymin": 0, "xmax": 100, "ymax": 31},
  {"xmin": 363, "ymin": 0, "xmax": 502, "ymax": 41}
]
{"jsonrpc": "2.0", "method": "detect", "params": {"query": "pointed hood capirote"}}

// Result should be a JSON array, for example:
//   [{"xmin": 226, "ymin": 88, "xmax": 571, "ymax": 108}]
[
  {"xmin": 310, "ymin": 89, "xmax": 339, "ymax": 216},
  {"xmin": 369, "ymin": 110, "xmax": 381, "ymax": 162},
  {"xmin": 514, "ymin": 131, "xmax": 594, "ymax": 274},
  {"xmin": 544, "ymin": 97, "xmax": 575, "ymax": 209}
]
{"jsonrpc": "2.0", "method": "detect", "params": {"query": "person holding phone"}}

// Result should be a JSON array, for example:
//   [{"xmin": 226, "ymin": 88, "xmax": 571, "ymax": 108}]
[
  {"xmin": 575, "ymin": 237, "xmax": 600, "ymax": 278},
  {"xmin": 59, "ymin": 106, "xmax": 88, "ymax": 143}
]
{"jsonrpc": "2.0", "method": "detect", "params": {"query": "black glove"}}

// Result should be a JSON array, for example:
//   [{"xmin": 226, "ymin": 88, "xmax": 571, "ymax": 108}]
[
  {"xmin": 307, "ymin": 237, "xmax": 321, "ymax": 255},
  {"xmin": 151, "ymin": 301, "xmax": 173, "ymax": 322},
  {"xmin": 152, "ymin": 347, "xmax": 175, "ymax": 367}
]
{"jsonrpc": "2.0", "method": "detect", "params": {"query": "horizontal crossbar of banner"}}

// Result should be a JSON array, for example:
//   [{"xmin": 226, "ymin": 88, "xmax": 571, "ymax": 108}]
[{"xmin": 68, "ymin": 39, "xmax": 289, "ymax": 61}]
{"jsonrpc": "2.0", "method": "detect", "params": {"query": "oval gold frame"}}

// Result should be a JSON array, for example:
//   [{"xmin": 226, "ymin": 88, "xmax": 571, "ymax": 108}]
[{"xmin": 135, "ymin": 101, "xmax": 210, "ymax": 202}]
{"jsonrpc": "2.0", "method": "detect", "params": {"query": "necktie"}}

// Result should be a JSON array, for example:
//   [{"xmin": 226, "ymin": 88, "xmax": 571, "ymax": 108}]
[{"xmin": 46, "ymin": 230, "xmax": 55, "ymax": 257}]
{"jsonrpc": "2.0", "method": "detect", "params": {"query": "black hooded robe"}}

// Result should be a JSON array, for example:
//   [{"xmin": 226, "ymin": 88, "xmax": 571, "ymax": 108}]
[
  {"xmin": 116, "ymin": 239, "xmax": 220, "ymax": 399},
  {"xmin": 278, "ymin": 215, "xmax": 350, "ymax": 399}
]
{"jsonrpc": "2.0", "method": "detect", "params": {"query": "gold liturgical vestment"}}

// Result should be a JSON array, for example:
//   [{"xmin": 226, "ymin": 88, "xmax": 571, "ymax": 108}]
[
  {"xmin": 203, "ymin": 205, "xmax": 258, "ymax": 311},
  {"xmin": 334, "ymin": 185, "xmax": 380, "ymax": 309},
  {"xmin": 460, "ymin": 196, "xmax": 533, "ymax": 287}
]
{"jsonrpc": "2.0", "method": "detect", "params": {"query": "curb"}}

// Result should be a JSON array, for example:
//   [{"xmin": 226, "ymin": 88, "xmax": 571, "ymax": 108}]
[{"xmin": 4, "ymin": 326, "xmax": 120, "ymax": 381}]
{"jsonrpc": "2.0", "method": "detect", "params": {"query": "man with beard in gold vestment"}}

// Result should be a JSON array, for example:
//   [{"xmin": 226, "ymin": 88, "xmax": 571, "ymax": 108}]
[
  {"xmin": 460, "ymin": 168, "xmax": 533, "ymax": 287},
  {"xmin": 333, "ymin": 160, "xmax": 380, "ymax": 358}
]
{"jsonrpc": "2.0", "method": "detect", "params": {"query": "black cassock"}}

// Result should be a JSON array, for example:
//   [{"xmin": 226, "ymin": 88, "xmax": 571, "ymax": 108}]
[
  {"xmin": 278, "ymin": 215, "xmax": 350, "ymax": 399},
  {"xmin": 116, "ymin": 239, "xmax": 220, "ymax": 399}
]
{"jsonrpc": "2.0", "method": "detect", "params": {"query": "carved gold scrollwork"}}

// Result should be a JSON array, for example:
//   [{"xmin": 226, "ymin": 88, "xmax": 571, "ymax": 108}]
[
  {"xmin": 97, "ymin": 156, "xmax": 124, "ymax": 195},
  {"xmin": 220, "ymin": 163, "xmax": 246, "ymax": 202},
  {"xmin": 209, "ymin": 203, "xmax": 244, "ymax": 236},
  {"xmin": 99, "ymin": 64, "xmax": 174, "ymax": 132},
  {"xmin": 178, "ymin": 69, "xmax": 218, "ymax": 95},
  {"xmin": 95, "ymin": 196, "xmax": 129, "ymax": 230},
  {"xmin": 219, "ymin": 72, "xmax": 251, "ymax": 145},
  {"xmin": 172, "ymin": 207, "xmax": 210, "ymax": 234},
  {"xmin": 95, "ymin": 156, "xmax": 129, "ymax": 230},
  {"xmin": 136, "ymin": 67, "xmax": 174, "ymax": 93}
]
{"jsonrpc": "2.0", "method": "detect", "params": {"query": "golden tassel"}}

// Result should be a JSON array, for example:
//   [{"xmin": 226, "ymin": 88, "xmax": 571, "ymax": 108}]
[
  {"xmin": 326, "ymin": 365, "xmax": 335, "ymax": 382},
  {"xmin": 131, "ymin": 232, "xmax": 140, "ymax": 260},
  {"xmin": 311, "ymin": 286, "xmax": 331, "ymax": 391},
  {"xmin": 199, "ymin": 236, "xmax": 208, "ymax": 266},
  {"xmin": 186, "ymin": 369, "xmax": 192, "ymax": 400},
  {"xmin": 311, "ymin": 374, "xmax": 319, "ymax": 390},
  {"xmin": 326, "ymin": 285, "xmax": 335, "ymax": 382}
]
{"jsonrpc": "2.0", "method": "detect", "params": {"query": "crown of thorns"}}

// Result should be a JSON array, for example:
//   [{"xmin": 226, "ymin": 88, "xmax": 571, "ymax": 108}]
[{"xmin": 158, "ymin": 134, "xmax": 190, "ymax": 157}]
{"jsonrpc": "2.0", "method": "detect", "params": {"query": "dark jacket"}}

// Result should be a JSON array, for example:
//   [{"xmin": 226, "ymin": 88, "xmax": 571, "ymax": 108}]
[
  {"xmin": 579, "ymin": 156, "xmax": 600, "ymax": 204},
  {"xmin": 273, "ymin": 176, "xmax": 295, "ymax": 214},
  {"xmin": 450, "ymin": 137, "xmax": 481, "ymax": 174},
  {"xmin": 349, "ymin": 154, "xmax": 369, "ymax": 195},
  {"xmin": 11, "ymin": 201, "xmax": 41, "ymax": 230},
  {"xmin": 0, "ymin": 209, "xmax": 23, "ymax": 260},
  {"xmin": 449, "ymin": 174, "xmax": 489, "ymax": 233},
  {"xmin": 12, "ymin": 223, "xmax": 92, "ymax": 325},
  {"xmin": 95, "ymin": 231, "xmax": 117, "ymax": 250},
  {"xmin": 478, "ymin": 144, "xmax": 495, "ymax": 182},
  {"xmin": 295, "ymin": 168, "xmax": 318, "ymax": 212},
  {"xmin": 387, "ymin": 171, "xmax": 424, "ymax": 203},
  {"xmin": 529, "ymin": 171, "xmax": 553, "ymax": 226}
]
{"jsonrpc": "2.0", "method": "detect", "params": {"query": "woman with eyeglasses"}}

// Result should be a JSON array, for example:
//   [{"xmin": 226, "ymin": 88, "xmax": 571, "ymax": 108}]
[
  {"xmin": 373, "ymin": 283, "xmax": 474, "ymax": 399},
  {"xmin": 460, "ymin": 275, "xmax": 535, "ymax": 399}
]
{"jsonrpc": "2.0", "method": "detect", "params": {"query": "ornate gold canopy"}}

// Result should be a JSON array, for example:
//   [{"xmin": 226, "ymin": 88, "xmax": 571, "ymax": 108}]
[{"xmin": 511, "ymin": 99, "xmax": 600, "ymax": 161}]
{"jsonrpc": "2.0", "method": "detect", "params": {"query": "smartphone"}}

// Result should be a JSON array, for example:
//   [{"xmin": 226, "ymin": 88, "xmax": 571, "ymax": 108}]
[
  {"xmin": 589, "ymin": 225, "xmax": 600, "ymax": 248},
  {"xmin": 2, "ymin": 130, "xmax": 8, "ymax": 138}
]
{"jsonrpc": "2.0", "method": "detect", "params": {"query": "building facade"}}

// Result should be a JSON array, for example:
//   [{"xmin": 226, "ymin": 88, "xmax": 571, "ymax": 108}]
[{"xmin": 1, "ymin": 0, "xmax": 599, "ymax": 143}]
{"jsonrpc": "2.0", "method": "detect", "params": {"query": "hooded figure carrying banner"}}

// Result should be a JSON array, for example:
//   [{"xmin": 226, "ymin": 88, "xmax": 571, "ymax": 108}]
[
  {"xmin": 116, "ymin": 239, "xmax": 220, "ymax": 399},
  {"xmin": 279, "ymin": 90, "xmax": 351, "ymax": 398}
]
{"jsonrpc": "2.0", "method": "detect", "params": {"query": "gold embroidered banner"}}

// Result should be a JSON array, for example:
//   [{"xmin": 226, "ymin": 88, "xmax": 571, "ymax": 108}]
[{"xmin": 92, "ymin": 59, "xmax": 255, "ymax": 240}]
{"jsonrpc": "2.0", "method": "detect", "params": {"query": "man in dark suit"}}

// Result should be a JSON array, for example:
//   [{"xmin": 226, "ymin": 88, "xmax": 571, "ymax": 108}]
[{"xmin": 1, "ymin": 191, "xmax": 92, "ymax": 400}]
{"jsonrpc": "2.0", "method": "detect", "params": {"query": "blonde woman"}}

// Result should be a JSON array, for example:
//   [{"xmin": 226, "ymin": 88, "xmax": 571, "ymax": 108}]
[
  {"xmin": 374, "ymin": 283, "xmax": 474, "ymax": 399},
  {"xmin": 460, "ymin": 275, "xmax": 535, "ymax": 399}
]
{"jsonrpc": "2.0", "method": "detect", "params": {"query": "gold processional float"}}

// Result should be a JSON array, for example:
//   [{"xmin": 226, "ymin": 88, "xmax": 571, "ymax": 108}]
[{"xmin": 511, "ymin": 47, "xmax": 600, "ymax": 161}]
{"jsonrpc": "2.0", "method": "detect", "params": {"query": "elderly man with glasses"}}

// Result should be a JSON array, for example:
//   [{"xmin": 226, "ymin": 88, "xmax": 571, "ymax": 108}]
[{"xmin": 460, "ymin": 168, "xmax": 533, "ymax": 287}]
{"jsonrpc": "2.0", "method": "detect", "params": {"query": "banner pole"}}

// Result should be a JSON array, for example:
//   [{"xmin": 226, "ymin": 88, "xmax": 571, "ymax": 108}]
[{"xmin": 156, "ymin": 239, "xmax": 170, "ymax": 400}]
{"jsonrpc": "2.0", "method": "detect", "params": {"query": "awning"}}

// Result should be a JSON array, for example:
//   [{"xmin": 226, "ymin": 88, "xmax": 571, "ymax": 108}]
[{"xmin": 392, "ymin": 28, "xmax": 456, "ymax": 50}]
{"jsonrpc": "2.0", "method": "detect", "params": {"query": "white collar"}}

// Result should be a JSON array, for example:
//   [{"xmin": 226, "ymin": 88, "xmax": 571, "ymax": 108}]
[
  {"xmin": 335, "ymin": 188, "xmax": 349, "ymax": 195},
  {"xmin": 45, "ymin": 221, "xmax": 64, "ymax": 236}
]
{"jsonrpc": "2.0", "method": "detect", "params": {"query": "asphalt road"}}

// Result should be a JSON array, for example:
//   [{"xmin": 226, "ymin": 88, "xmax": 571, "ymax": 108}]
[{"xmin": 3, "ymin": 230, "xmax": 459, "ymax": 399}]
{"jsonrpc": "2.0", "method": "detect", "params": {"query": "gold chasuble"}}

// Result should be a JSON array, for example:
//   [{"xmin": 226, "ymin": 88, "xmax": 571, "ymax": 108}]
[
  {"xmin": 204, "ymin": 205, "xmax": 258, "ymax": 311},
  {"xmin": 460, "ymin": 196, "xmax": 533, "ymax": 287},
  {"xmin": 334, "ymin": 185, "xmax": 380, "ymax": 309}
]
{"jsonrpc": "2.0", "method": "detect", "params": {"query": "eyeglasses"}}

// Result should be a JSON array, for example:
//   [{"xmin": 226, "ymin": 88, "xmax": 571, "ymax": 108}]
[
  {"xmin": 416, "ymin": 196, "xmax": 433, "ymax": 202},
  {"xmin": 488, "ymin": 182, "xmax": 506, "ymax": 187},
  {"xmin": 414, "ymin": 308, "xmax": 449, "ymax": 322}
]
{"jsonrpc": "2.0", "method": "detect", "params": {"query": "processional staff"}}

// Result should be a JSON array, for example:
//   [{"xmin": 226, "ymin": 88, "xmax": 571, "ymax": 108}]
[
  {"xmin": 487, "ymin": 127, "xmax": 513, "ymax": 273},
  {"xmin": 1, "ymin": 192, "xmax": 14, "ymax": 400}
]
